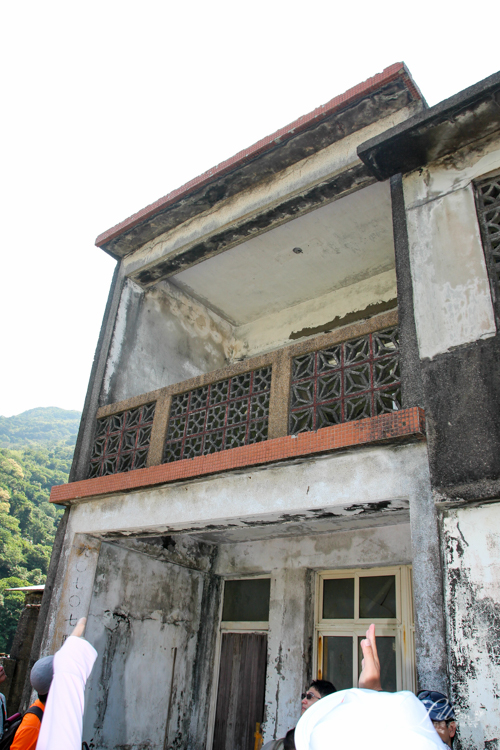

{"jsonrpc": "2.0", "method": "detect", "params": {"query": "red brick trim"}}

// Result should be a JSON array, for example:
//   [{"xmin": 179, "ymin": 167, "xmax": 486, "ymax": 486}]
[
  {"xmin": 51, "ymin": 408, "xmax": 425, "ymax": 504},
  {"xmin": 95, "ymin": 64, "xmax": 422, "ymax": 249}
]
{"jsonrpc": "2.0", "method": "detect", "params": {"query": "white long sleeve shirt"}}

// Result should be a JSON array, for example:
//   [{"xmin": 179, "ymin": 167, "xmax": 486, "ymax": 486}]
[{"xmin": 36, "ymin": 636, "xmax": 97, "ymax": 750}]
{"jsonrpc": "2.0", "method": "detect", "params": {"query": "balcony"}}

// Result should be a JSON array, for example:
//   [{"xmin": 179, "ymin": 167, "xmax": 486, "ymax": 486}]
[{"xmin": 50, "ymin": 310, "xmax": 426, "ymax": 505}]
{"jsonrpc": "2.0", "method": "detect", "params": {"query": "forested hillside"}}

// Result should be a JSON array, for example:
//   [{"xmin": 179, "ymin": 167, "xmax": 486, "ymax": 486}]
[
  {"xmin": 0, "ymin": 408, "xmax": 81, "ymax": 652},
  {"xmin": 0, "ymin": 407, "xmax": 81, "ymax": 447}
]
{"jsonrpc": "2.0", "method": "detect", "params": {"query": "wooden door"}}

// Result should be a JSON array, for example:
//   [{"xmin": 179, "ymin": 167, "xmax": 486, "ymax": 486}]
[{"xmin": 212, "ymin": 632, "xmax": 267, "ymax": 750}]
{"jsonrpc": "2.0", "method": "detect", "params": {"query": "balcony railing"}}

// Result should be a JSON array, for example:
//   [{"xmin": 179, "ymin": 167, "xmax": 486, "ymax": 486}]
[{"xmin": 87, "ymin": 310, "xmax": 401, "ymax": 479}]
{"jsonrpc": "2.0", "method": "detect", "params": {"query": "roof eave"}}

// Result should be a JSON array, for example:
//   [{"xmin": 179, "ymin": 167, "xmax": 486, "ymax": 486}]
[
  {"xmin": 96, "ymin": 63, "xmax": 424, "ymax": 260},
  {"xmin": 357, "ymin": 70, "xmax": 500, "ymax": 181}
]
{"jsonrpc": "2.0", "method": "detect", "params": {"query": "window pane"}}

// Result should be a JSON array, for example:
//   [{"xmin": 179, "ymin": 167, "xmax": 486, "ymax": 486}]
[
  {"xmin": 222, "ymin": 579, "xmax": 270, "ymax": 621},
  {"xmin": 358, "ymin": 636, "xmax": 397, "ymax": 692},
  {"xmin": 323, "ymin": 636, "xmax": 353, "ymax": 691},
  {"xmin": 323, "ymin": 578, "xmax": 355, "ymax": 619},
  {"xmin": 359, "ymin": 576, "xmax": 396, "ymax": 618}
]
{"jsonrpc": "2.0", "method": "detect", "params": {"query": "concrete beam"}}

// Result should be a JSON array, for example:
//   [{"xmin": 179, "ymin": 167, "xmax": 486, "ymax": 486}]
[{"xmin": 358, "ymin": 71, "xmax": 500, "ymax": 180}]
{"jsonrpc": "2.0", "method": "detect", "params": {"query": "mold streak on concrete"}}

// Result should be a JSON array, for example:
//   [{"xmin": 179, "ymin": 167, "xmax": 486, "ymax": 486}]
[
  {"xmin": 102, "ymin": 83, "xmax": 420, "ymax": 259},
  {"xmin": 442, "ymin": 504, "xmax": 500, "ymax": 749},
  {"xmin": 83, "ymin": 542, "xmax": 215, "ymax": 750},
  {"xmin": 100, "ymin": 279, "xmax": 232, "ymax": 405}
]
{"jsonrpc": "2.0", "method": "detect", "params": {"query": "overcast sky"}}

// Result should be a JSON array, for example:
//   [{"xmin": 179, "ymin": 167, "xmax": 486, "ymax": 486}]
[{"xmin": 1, "ymin": 1, "xmax": 498, "ymax": 417}]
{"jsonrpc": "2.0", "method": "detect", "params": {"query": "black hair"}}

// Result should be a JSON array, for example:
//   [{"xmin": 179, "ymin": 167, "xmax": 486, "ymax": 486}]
[
  {"xmin": 38, "ymin": 694, "xmax": 48, "ymax": 704},
  {"xmin": 283, "ymin": 728, "xmax": 295, "ymax": 750},
  {"xmin": 309, "ymin": 679, "xmax": 336, "ymax": 697}
]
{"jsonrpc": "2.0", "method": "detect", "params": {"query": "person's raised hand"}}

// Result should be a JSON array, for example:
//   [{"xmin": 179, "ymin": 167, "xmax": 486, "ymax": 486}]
[
  {"xmin": 358, "ymin": 623, "xmax": 382, "ymax": 691},
  {"xmin": 70, "ymin": 617, "xmax": 87, "ymax": 638}
]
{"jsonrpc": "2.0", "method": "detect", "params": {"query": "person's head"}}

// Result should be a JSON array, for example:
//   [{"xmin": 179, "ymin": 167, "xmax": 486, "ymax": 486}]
[
  {"xmin": 301, "ymin": 679, "xmax": 336, "ymax": 714},
  {"xmin": 417, "ymin": 691, "xmax": 456, "ymax": 748},
  {"xmin": 30, "ymin": 655, "xmax": 54, "ymax": 703}
]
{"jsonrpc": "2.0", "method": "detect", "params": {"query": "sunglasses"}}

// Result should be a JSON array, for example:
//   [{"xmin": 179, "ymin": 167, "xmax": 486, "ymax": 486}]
[{"xmin": 301, "ymin": 692, "xmax": 318, "ymax": 701}]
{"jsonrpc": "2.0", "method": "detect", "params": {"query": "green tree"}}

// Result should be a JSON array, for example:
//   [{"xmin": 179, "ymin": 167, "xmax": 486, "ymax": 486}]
[
  {"xmin": 0, "ymin": 576, "xmax": 30, "ymax": 653},
  {"xmin": 0, "ymin": 428, "xmax": 78, "ymax": 651}
]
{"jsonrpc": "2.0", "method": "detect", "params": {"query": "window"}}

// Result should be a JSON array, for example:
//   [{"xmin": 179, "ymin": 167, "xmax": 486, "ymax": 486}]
[
  {"xmin": 474, "ymin": 175, "xmax": 500, "ymax": 324},
  {"xmin": 315, "ymin": 567, "xmax": 415, "ymax": 692},
  {"xmin": 222, "ymin": 579, "xmax": 271, "ymax": 624},
  {"xmin": 289, "ymin": 328, "xmax": 401, "ymax": 435}
]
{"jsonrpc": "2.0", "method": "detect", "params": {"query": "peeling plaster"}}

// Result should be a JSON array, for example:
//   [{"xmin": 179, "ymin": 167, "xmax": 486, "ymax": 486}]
[
  {"xmin": 236, "ymin": 269, "xmax": 397, "ymax": 358},
  {"xmin": 442, "ymin": 503, "xmax": 500, "ymax": 749}
]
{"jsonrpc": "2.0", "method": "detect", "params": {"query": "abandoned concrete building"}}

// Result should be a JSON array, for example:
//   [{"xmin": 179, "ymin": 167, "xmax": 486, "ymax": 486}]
[{"xmin": 32, "ymin": 64, "xmax": 500, "ymax": 749}]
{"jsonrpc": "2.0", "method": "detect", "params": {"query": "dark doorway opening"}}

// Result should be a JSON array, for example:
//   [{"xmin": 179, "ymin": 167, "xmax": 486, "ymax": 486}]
[{"xmin": 212, "ymin": 632, "xmax": 267, "ymax": 750}]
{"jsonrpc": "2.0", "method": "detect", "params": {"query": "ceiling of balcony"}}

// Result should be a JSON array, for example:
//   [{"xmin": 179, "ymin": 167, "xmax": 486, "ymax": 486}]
[{"xmin": 171, "ymin": 180, "xmax": 394, "ymax": 327}]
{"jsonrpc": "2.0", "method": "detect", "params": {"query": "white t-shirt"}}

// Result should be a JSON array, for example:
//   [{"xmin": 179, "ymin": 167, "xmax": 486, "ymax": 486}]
[{"xmin": 295, "ymin": 689, "xmax": 448, "ymax": 750}]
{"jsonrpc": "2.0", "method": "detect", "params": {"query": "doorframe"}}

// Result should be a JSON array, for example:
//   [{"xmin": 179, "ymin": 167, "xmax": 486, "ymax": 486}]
[{"xmin": 206, "ymin": 576, "xmax": 270, "ymax": 750}]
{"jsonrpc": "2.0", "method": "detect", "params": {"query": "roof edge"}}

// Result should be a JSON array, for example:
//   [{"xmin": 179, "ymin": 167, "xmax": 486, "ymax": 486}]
[
  {"xmin": 357, "ymin": 69, "xmax": 500, "ymax": 180},
  {"xmin": 96, "ymin": 63, "xmax": 423, "ymax": 249}
]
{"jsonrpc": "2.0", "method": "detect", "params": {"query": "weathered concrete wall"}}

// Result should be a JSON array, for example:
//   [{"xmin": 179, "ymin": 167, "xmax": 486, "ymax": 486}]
[
  {"xmin": 442, "ymin": 502, "xmax": 500, "ymax": 750},
  {"xmin": 101, "ymin": 278, "xmax": 232, "ymax": 405},
  {"xmin": 401, "ymin": 137, "xmax": 500, "ymax": 499},
  {"xmin": 422, "ymin": 336, "xmax": 500, "ymax": 496},
  {"xmin": 82, "ymin": 542, "xmax": 217, "ymax": 750},
  {"xmin": 40, "ymin": 532, "xmax": 102, "ymax": 655},
  {"xmin": 403, "ymin": 139, "xmax": 500, "ymax": 362},
  {"xmin": 236, "ymin": 269, "xmax": 397, "ymax": 358}
]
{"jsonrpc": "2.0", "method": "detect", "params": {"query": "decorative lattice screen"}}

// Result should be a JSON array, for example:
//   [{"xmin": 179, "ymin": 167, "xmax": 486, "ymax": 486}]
[
  {"xmin": 163, "ymin": 367, "xmax": 272, "ymax": 463},
  {"xmin": 475, "ymin": 176, "xmax": 500, "ymax": 318},
  {"xmin": 89, "ymin": 402, "xmax": 156, "ymax": 477},
  {"xmin": 289, "ymin": 328, "xmax": 401, "ymax": 434}
]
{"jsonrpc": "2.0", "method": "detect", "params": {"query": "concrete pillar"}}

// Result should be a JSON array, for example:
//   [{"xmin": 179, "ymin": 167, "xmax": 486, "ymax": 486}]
[
  {"xmin": 40, "ymin": 532, "xmax": 102, "ymax": 655},
  {"xmin": 263, "ymin": 568, "xmax": 310, "ymax": 742},
  {"xmin": 188, "ymin": 570, "xmax": 223, "ymax": 750},
  {"xmin": 390, "ymin": 173, "xmax": 424, "ymax": 408},
  {"xmin": 408, "ymin": 480, "xmax": 448, "ymax": 694}
]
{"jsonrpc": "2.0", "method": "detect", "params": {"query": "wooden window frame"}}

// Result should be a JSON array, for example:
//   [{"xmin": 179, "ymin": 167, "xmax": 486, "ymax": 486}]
[{"xmin": 314, "ymin": 566, "xmax": 415, "ymax": 692}]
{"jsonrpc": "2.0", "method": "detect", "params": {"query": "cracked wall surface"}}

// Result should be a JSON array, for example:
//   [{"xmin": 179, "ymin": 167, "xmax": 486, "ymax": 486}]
[{"xmin": 83, "ymin": 541, "xmax": 220, "ymax": 750}]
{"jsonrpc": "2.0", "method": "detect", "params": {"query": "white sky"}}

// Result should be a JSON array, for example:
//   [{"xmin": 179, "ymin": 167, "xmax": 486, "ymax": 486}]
[{"xmin": 1, "ymin": 0, "xmax": 498, "ymax": 417}]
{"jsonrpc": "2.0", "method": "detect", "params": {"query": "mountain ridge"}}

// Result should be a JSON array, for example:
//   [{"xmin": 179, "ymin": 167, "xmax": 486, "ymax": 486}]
[{"xmin": 0, "ymin": 407, "xmax": 82, "ymax": 448}]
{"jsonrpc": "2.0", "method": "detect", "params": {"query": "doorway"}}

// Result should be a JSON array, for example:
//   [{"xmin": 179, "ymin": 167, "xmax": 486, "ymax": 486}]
[
  {"xmin": 212, "ymin": 578, "xmax": 271, "ymax": 750},
  {"xmin": 212, "ymin": 632, "xmax": 267, "ymax": 750}
]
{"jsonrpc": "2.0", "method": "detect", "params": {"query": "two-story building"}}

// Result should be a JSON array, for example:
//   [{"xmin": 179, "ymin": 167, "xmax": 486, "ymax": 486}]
[{"xmin": 34, "ymin": 64, "xmax": 500, "ymax": 749}]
